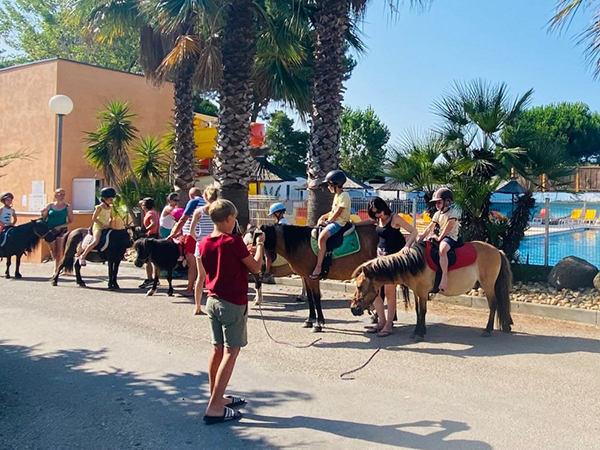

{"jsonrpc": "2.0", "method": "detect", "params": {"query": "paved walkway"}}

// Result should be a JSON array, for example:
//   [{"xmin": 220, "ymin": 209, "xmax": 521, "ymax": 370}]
[{"xmin": 1, "ymin": 262, "xmax": 600, "ymax": 449}]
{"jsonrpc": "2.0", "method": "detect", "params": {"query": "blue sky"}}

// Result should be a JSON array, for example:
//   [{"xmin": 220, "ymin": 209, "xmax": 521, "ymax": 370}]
[{"xmin": 343, "ymin": 0, "xmax": 600, "ymax": 144}]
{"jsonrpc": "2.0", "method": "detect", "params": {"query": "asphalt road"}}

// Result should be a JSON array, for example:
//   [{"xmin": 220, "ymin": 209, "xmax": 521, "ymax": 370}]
[{"xmin": 1, "ymin": 262, "xmax": 600, "ymax": 449}]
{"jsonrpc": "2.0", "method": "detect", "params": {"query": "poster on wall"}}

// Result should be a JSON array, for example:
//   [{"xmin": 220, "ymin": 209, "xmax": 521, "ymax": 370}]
[{"xmin": 29, "ymin": 181, "xmax": 46, "ymax": 212}]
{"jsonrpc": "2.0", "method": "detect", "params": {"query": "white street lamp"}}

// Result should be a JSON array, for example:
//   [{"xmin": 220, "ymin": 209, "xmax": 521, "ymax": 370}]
[{"xmin": 48, "ymin": 95, "xmax": 74, "ymax": 189}]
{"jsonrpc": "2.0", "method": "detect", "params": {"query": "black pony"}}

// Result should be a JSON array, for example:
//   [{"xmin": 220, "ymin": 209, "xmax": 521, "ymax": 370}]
[
  {"xmin": 0, "ymin": 219, "xmax": 54, "ymax": 278},
  {"xmin": 132, "ymin": 237, "xmax": 179, "ymax": 296},
  {"xmin": 51, "ymin": 228, "xmax": 133, "ymax": 289}
]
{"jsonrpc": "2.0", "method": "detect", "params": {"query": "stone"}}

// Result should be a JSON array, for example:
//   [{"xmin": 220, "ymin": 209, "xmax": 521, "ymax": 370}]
[
  {"xmin": 548, "ymin": 256, "xmax": 599, "ymax": 290},
  {"xmin": 594, "ymin": 272, "xmax": 600, "ymax": 292}
]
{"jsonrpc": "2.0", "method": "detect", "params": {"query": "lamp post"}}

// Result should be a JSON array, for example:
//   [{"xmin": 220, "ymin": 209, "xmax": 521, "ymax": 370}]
[{"xmin": 48, "ymin": 95, "xmax": 73, "ymax": 189}]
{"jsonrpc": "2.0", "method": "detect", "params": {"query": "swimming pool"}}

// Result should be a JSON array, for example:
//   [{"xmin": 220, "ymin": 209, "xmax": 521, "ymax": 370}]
[{"xmin": 518, "ymin": 229, "xmax": 600, "ymax": 267}]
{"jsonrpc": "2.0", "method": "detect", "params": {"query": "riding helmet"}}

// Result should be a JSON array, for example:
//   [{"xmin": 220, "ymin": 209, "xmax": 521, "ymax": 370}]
[
  {"xmin": 269, "ymin": 202, "xmax": 286, "ymax": 216},
  {"xmin": 1, "ymin": 192, "xmax": 14, "ymax": 201},
  {"xmin": 100, "ymin": 187, "xmax": 117, "ymax": 199},
  {"xmin": 325, "ymin": 170, "xmax": 347, "ymax": 188},
  {"xmin": 430, "ymin": 187, "xmax": 454, "ymax": 202}
]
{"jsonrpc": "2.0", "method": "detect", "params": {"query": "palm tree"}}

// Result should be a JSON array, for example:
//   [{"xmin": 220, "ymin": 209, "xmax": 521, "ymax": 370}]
[
  {"xmin": 432, "ymin": 79, "xmax": 533, "ymax": 241},
  {"xmin": 133, "ymin": 135, "xmax": 170, "ymax": 182},
  {"xmin": 306, "ymin": 0, "xmax": 430, "ymax": 224},
  {"xmin": 549, "ymin": 1, "xmax": 600, "ymax": 76},
  {"xmin": 84, "ymin": 100, "xmax": 139, "ymax": 188}
]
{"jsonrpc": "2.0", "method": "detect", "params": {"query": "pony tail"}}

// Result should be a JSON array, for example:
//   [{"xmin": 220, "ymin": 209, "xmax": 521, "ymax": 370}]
[{"xmin": 494, "ymin": 251, "xmax": 513, "ymax": 331}]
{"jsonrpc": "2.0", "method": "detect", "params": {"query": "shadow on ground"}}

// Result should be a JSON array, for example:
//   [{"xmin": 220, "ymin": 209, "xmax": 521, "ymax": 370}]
[{"xmin": 0, "ymin": 340, "xmax": 491, "ymax": 449}]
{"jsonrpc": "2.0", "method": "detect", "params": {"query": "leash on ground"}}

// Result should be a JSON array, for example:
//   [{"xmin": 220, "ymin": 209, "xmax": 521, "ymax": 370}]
[
  {"xmin": 257, "ymin": 302, "xmax": 322, "ymax": 348},
  {"xmin": 340, "ymin": 348, "xmax": 381, "ymax": 381}
]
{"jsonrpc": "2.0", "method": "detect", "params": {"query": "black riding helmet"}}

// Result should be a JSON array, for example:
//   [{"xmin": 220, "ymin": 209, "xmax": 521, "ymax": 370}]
[
  {"xmin": 100, "ymin": 187, "xmax": 117, "ymax": 199},
  {"xmin": 325, "ymin": 169, "xmax": 347, "ymax": 188},
  {"xmin": 430, "ymin": 187, "xmax": 453, "ymax": 203}
]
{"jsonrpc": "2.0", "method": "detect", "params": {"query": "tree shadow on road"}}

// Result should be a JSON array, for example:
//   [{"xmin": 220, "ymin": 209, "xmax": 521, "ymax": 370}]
[
  {"xmin": 241, "ymin": 414, "xmax": 491, "ymax": 449},
  {"xmin": 313, "ymin": 322, "xmax": 600, "ymax": 358},
  {"xmin": 0, "ymin": 340, "xmax": 306, "ymax": 449}
]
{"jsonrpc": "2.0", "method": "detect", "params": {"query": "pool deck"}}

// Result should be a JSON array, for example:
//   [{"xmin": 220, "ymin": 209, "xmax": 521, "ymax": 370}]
[{"xmin": 525, "ymin": 224, "xmax": 599, "ymax": 237}]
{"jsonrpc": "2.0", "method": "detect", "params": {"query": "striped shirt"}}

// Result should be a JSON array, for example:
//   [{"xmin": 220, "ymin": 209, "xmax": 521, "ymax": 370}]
[
  {"xmin": 182, "ymin": 197, "xmax": 205, "ymax": 236},
  {"xmin": 197, "ymin": 204, "xmax": 214, "ymax": 241}
]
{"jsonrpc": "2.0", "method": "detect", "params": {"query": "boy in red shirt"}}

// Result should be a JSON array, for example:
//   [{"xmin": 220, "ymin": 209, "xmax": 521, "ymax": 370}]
[{"xmin": 197, "ymin": 199, "xmax": 264, "ymax": 425}]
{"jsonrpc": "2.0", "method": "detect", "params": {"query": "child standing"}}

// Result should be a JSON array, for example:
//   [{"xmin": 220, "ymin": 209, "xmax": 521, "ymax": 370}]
[
  {"xmin": 78, "ymin": 187, "xmax": 115, "ymax": 266},
  {"xmin": 139, "ymin": 197, "xmax": 160, "ymax": 288},
  {"xmin": 159, "ymin": 192, "xmax": 180, "ymax": 238},
  {"xmin": 262, "ymin": 202, "xmax": 288, "ymax": 284},
  {"xmin": 418, "ymin": 188, "xmax": 460, "ymax": 291},
  {"xmin": 0, "ymin": 192, "xmax": 17, "ymax": 234},
  {"xmin": 197, "ymin": 199, "xmax": 264, "ymax": 425},
  {"xmin": 310, "ymin": 170, "xmax": 351, "ymax": 280}
]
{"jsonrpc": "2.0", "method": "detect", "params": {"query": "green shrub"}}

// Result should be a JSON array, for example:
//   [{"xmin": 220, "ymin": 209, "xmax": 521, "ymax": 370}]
[{"xmin": 510, "ymin": 263, "xmax": 552, "ymax": 284}]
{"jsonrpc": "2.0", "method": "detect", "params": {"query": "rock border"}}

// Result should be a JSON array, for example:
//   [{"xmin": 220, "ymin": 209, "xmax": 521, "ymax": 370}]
[{"xmin": 274, "ymin": 277, "xmax": 600, "ymax": 327}]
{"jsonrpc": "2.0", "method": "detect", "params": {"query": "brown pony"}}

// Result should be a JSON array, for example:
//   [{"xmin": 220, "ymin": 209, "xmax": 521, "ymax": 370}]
[
  {"xmin": 350, "ymin": 241, "xmax": 513, "ymax": 341},
  {"xmin": 261, "ymin": 224, "xmax": 378, "ymax": 332}
]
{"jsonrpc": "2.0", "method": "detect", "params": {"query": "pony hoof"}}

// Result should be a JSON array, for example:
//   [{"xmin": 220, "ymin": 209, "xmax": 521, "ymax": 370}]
[
  {"xmin": 145, "ymin": 290, "xmax": 155, "ymax": 297},
  {"xmin": 481, "ymin": 330, "xmax": 491, "ymax": 337},
  {"xmin": 302, "ymin": 321, "xmax": 313, "ymax": 329},
  {"xmin": 168, "ymin": 292, "xmax": 174, "ymax": 297},
  {"xmin": 502, "ymin": 327, "xmax": 512, "ymax": 333},
  {"xmin": 78, "ymin": 283, "xmax": 86, "ymax": 288},
  {"xmin": 295, "ymin": 297, "xmax": 304, "ymax": 302},
  {"xmin": 312, "ymin": 325, "xmax": 323, "ymax": 333},
  {"xmin": 51, "ymin": 281, "xmax": 57, "ymax": 286},
  {"xmin": 5, "ymin": 275, "xmax": 10, "ymax": 279},
  {"xmin": 15, "ymin": 273, "xmax": 22, "ymax": 279},
  {"xmin": 413, "ymin": 335, "xmax": 424, "ymax": 343}
]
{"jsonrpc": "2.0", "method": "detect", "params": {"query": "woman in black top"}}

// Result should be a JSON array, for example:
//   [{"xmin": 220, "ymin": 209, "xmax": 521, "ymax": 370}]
[{"xmin": 361, "ymin": 197, "xmax": 417, "ymax": 337}]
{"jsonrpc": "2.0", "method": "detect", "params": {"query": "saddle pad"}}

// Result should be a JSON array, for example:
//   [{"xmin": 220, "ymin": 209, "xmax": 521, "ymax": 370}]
[
  {"xmin": 271, "ymin": 254, "xmax": 290, "ymax": 268},
  {"xmin": 82, "ymin": 229, "xmax": 112, "ymax": 253},
  {"xmin": 425, "ymin": 241, "xmax": 477, "ymax": 272},
  {"xmin": 310, "ymin": 230, "xmax": 361, "ymax": 259}
]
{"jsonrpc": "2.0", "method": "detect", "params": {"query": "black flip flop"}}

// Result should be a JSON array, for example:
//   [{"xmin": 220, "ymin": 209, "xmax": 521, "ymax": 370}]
[
  {"xmin": 225, "ymin": 395, "xmax": 247, "ymax": 408},
  {"xmin": 203, "ymin": 406, "xmax": 242, "ymax": 425}
]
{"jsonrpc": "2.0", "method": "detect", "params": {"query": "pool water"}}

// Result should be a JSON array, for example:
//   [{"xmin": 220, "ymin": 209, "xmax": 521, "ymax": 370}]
[{"xmin": 518, "ymin": 229, "xmax": 600, "ymax": 267}]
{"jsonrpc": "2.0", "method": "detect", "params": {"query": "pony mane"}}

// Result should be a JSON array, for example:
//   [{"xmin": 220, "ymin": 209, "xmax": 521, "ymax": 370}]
[
  {"xmin": 353, "ymin": 242, "xmax": 427, "ymax": 281},
  {"xmin": 260, "ymin": 224, "xmax": 312, "ymax": 254},
  {"xmin": 281, "ymin": 225, "xmax": 312, "ymax": 254},
  {"xmin": 22, "ymin": 221, "xmax": 42, "ymax": 253}
]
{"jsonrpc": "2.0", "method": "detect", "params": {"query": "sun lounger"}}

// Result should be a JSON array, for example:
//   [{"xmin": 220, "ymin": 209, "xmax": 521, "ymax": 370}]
[
  {"xmin": 531, "ymin": 208, "xmax": 547, "ymax": 225},
  {"xmin": 558, "ymin": 209, "xmax": 581, "ymax": 225},
  {"xmin": 583, "ymin": 209, "xmax": 597, "ymax": 224}
]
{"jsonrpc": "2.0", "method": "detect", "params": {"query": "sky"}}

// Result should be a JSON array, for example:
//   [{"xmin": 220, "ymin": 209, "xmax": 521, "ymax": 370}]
[{"xmin": 342, "ymin": 0, "xmax": 600, "ymax": 144}]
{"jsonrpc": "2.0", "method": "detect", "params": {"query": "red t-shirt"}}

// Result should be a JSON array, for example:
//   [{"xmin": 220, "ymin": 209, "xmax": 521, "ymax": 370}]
[
  {"xmin": 198, "ymin": 233, "xmax": 251, "ymax": 305},
  {"xmin": 143, "ymin": 210, "xmax": 160, "ymax": 236}
]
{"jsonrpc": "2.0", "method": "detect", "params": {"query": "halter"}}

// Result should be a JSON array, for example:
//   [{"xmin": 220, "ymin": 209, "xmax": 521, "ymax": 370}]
[{"xmin": 33, "ymin": 222, "xmax": 53, "ymax": 239}]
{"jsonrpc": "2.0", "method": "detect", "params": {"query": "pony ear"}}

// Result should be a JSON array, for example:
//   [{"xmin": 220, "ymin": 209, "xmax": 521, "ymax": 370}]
[{"xmin": 351, "ymin": 265, "xmax": 364, "ymax": 279}]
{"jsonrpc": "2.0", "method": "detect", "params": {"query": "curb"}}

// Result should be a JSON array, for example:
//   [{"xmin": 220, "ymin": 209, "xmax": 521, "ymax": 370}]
[{"xmin": 274, "ymin": 277, "xmax": 599, "ymax": 327}]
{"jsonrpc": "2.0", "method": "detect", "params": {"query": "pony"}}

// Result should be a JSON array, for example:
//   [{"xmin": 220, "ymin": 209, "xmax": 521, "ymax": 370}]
[
  {"xmin": 350, "ymin": 241, "xmax": 513, "ymax": 341},
  {"xmin": 261, "ymin": 224, "xmax": 378, "ymax": 332},
  {"xmin": 242, "ymin": 224, "xmax": 305, "ymax": 306},
  {"xmin": 132, "ymin": 237, "xmax": 179, "ymax": 297},
  {"xmin": 0, "ymin": 219, "xmax": 54, "ymax": 278},
  {"xmin": 51, "ymin": 228, "xmax": 133, "ymax": 289}
]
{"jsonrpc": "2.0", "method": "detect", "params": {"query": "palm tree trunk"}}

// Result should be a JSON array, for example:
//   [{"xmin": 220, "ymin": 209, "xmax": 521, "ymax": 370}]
[
  {"xmin": 307, "ymin": 0, "xmax": 349, "ymax": 225},
  {"xmin": 213, "ymin": 0, "xmax": 256, "ymax": 227},
  {"xmin": 172, "ymin": 60, "xmax": 196, "ymax": 204}
]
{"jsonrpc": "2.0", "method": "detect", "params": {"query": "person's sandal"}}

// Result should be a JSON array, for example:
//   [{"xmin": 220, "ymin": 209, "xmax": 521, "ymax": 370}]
[
  {"xmin": 203, "ymin": 406, "xmax": 242, "ymax": 425},
  {"xmin": 225, "ymin": 396, "xmax": 247, "ymax": 408}
]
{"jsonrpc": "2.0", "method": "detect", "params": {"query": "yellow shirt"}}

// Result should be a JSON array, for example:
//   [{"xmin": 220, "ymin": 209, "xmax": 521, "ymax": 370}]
[
  {"xmin": 332, "ymin": 191, "xmax": 351, "ymax": 226},
  {"xmin": 93, "ymin": 205, "xmax": 112, "ymax": 232}
]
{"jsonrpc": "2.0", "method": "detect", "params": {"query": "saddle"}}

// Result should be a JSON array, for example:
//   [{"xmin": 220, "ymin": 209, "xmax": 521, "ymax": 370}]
[
  {"xmin": 310, "ymin": 222, "xmax": 360, "ymax": 279},
  {"xmin": 425, "ymin": 240, "xmax": 476, "ymax": 294},
  {"xmin": 82, "ymin": 229, "xmax": 113, "ymax": 253}
]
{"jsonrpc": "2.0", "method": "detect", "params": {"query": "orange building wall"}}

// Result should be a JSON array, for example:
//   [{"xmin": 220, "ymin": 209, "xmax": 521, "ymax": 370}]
[
  {"xmin": 55, "ymin": 59, "xmax": 174, "ymax": 206},
  {"xmin": 1, "ymin": 59, "xmax": 174, "ymax": 262},
  {"xmin": 0, "ymin": 61, "xmax": 58, "ymax": 209}
]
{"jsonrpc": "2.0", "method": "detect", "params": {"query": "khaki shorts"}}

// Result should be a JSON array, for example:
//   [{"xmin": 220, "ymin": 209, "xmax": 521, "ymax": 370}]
[{"xmin": 206, "ymin": 296, "xmax": 248, "ymax": 348}]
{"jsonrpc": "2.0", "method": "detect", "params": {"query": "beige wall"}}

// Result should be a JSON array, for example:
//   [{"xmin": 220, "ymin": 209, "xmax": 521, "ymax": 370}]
[
  {"xmin": 0, "ymin": 59, "xmax": 174, "ymax": 213},
  {"xmin": 0, "ymin": 61, "xmax": 58, "ymax": 211}
]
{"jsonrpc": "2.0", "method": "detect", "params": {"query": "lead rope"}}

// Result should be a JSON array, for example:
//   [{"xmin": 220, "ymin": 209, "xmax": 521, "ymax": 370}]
[
  {"xmin": 340, "ymin": 348, "xmax": 381, "ymax": 380},
  {"xmin": 258, "ymin": 302, "xmax": 322, "ymax": 348}
]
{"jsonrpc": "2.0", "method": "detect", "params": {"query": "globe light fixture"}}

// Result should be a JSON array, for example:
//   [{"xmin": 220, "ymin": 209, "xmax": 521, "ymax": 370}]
[{"xmin": 48, "ymin": 95, "xmax": 73, "ymax": 189}]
